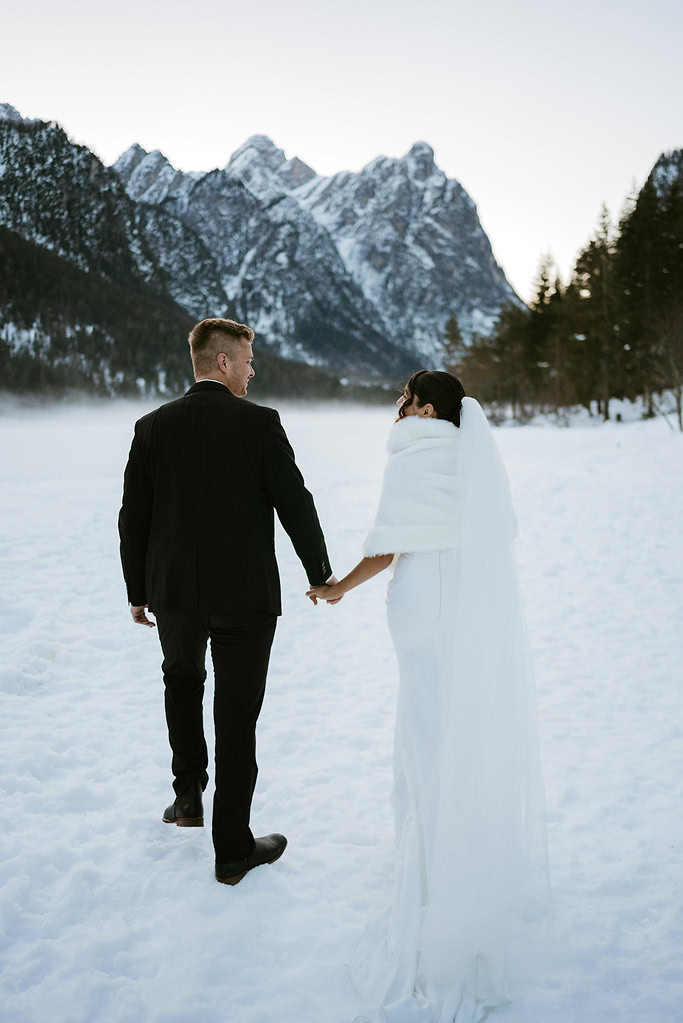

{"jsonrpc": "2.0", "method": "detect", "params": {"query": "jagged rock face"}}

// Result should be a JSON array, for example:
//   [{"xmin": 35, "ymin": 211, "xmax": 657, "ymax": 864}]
[
  {"xmin": 113, "ymin": 134, "xmax": 523, "ymax": 367},
  {"xmin": 650, "ymin": 149, "xmax": 683, "ymax": 196},
  {"xmin": 112, "ymin": 144, "xmax": 200, "ymax": 209},
  {"xmin": 0, "ymin": 116, "xmax": 227, "ymax": 320},
  {"xmin": 291, "ymin": 142, "xmax": 522, "ymax": 359},
  {"xmin": 115, "ymin": 140, "xmax": 413, "ymax": 375},
  {"xmin": 0, "ymin": 103, "xmax": 34, "ymax": 124}
]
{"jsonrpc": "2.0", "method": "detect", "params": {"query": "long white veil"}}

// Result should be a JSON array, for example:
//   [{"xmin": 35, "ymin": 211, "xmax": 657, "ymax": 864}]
[
  {"xmin": 415, "ymin": 396, "xmax": 554, "ymax": 1007},
  {"xmin": 350, "ymin": 398, "xmax": 555, "ymax": 1023}
]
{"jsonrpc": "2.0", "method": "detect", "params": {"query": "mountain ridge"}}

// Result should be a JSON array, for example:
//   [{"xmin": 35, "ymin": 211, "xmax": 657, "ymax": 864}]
[
  {"xmin": 1, "ymin": 102, "xmax": 524, "ymax": 376},
  {"xmin": 112, "ymin": 131, "xmax": 524, "ymax": 364}
]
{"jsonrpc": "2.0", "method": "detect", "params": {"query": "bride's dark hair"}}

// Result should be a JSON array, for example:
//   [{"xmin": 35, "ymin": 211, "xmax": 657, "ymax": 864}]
[{"xmin": 398, "ymin": 370, "xmax": 466, "ymax": 426}]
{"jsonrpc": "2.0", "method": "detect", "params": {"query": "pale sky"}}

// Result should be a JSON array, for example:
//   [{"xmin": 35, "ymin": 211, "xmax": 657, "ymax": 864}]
[{"xmin": 2, "ymin": 0, "xmax": 681, "ymax": 301}]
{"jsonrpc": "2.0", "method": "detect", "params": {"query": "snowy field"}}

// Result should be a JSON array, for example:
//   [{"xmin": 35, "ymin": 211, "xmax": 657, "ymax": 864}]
[{"xmin": 1, "ymin": 398, "xmax": 682, "ymax": 1023}]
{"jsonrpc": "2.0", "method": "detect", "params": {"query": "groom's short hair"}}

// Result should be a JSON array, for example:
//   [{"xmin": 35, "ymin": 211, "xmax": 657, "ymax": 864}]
[{"xmin": 189, "ymin": 318, "xmax": 255, "ymax": 374}]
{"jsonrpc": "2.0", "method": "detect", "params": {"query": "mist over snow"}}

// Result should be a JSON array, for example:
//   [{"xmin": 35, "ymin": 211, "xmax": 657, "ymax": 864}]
[{"xmin": 1, "ymin": 401, "xmax": 682, "ymax": 1022}]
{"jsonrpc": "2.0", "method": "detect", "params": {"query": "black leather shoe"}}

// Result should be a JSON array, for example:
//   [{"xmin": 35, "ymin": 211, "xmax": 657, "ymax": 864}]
[
  {"xmin": 215, "ymin": 833, "xmax": 287, "ymax": 885},
  {"xmin": 162, "ymin": 780, "xmax": 204, "ymax": 827}
]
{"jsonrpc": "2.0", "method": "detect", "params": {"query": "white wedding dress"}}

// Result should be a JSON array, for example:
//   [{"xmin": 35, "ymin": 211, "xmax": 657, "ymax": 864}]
[{"xmin": 349, "ymin": 400, "xmax": 553, "ymax": 1023}]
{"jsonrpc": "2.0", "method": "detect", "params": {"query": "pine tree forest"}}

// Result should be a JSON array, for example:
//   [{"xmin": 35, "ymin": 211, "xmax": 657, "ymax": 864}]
[{"xmin": 444, "ymin": 171, "xmax": 683, "ymax": 430}]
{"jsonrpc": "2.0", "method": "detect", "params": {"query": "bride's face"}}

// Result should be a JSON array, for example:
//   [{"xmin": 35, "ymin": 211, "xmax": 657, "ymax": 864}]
[
  {"xmin": 396, "ymin": 389, "xmax": 434, "ymax": 418},
  {"xmin": 396, "ymin": 389, "xmax": 418, "ymax": 416}
]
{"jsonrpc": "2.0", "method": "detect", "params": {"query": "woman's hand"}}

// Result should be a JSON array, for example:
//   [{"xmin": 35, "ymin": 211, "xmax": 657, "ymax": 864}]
[
  {"xmin": 307, "ymin": 555, "xmax": 393, "ymax": 605},
  {"xmin": 306, "ymin": 582, "xmax": 344, "ymax": 605}
]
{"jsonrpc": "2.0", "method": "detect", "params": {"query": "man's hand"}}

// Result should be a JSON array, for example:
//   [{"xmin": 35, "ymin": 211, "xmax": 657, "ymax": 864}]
[
  {"xmin": 307, "ymin": 575, "xmax": 344, "ymax": 606},
  {"xmin": 130, "ymin": 604, "xmax": 156, "ymax": 627}
]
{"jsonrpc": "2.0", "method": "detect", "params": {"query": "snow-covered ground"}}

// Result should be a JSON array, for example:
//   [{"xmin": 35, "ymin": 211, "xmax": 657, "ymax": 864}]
[{"xmin": 1, "ymin": 399, "xmax": 681, "ymax": 1023}]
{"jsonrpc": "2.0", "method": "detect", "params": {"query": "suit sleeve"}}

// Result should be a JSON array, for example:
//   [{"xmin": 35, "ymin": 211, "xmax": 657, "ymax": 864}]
[
  {"xmin": 118, "ymin": 424, "xmax": 153, "ymax": 606},
  {"xmin": 262, "ymin": 410, "xmax": 332, "ymax": 586}
]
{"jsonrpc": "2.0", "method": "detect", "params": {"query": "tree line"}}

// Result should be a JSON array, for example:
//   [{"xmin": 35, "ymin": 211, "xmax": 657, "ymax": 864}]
[{"xmin": 444, "ymin": 167, "xmax": 683, "ymax": 429}]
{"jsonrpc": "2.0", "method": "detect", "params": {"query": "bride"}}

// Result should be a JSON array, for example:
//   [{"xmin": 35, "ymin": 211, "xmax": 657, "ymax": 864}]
[{"xmin": 307, "ymin": 370, "xmax": 554, "ymax": 1023}]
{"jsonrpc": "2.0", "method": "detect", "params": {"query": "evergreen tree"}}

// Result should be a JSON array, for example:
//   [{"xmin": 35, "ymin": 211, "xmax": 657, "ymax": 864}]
[
  {"xmin": 614, "ymin": 181, "xmax": 660, "ymax": 412},
  {"xmin": 443, "ymin": 312, "xmax": 466, "ymax": 373},
  {"xmin": 560, "ymin": 280, "xmax": 594, "ymax": 411},
  {"xmin": 649, "ymin": 177, "xmax": 683, "ymax": 428},
  {"xmin": 527, "ymin": 253, "xmax": 562, "ymax": 407},
  {"xmin": 545, "ymin": 274, "xmax": 577, "ymax": 412},
  {"xmin": 570, "ymin": 204, "xmax": 620, "ymax": 419},
  {"xmin": 458, "ymin": 306, "xmax": 531, "ymax": 418}
]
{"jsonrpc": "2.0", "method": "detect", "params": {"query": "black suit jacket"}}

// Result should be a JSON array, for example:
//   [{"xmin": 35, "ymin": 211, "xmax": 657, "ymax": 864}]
[{"xmin": 118, "ymin": 381, "xmax": 331, "ymax": 613}]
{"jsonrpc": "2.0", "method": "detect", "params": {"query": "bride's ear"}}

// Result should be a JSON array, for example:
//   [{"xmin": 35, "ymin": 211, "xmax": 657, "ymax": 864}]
[{"xmin": 421, "ymin": 403, "xmax": 436, "ymax": 418}]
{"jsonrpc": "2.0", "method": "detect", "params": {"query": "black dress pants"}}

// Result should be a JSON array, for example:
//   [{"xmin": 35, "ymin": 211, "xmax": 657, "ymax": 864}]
[{"xmin": 155, "ymin": 609, "xmax": 277, "ymax": 862}]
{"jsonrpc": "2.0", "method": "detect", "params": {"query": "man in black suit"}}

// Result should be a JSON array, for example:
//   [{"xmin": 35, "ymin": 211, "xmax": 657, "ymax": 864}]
[{"xmin": 118, "ymin": 317, "xmax": 336, "ymax": 885}]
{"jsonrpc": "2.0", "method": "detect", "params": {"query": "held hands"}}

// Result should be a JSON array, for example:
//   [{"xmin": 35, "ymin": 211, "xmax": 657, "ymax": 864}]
[
  {"xmin": 307, "ymin": 575, "xmax": 344, "ymax": 606},
  {"xmin": 306, "ymin": 555, "xmax": 391, "ymax": 607}
]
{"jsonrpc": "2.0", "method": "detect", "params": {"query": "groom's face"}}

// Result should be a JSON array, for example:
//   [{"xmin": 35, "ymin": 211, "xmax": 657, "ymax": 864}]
[{"xmin": 224, "ymin": 341, "xmax": 255, "ymax": 397}]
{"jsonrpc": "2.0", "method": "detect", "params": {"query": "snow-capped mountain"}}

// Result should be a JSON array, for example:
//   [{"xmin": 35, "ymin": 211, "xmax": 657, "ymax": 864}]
[
  {"xmin": 114, "ymin": 134, "xmax": 523, "ymax": 366},
  {"xmin": 292, "ymin": 141, "xmax": 521, "ymax": 357},
  {"xmin": 113, "ymin": 140, "xmax": 414, "ymax": 375},
  {"xmin": 1, "ymin": 101, "xmax": 523, "ymax": 382},
  {"xmin": 0, "ymin": 111, "xmax": 227, "ymax": 319}
]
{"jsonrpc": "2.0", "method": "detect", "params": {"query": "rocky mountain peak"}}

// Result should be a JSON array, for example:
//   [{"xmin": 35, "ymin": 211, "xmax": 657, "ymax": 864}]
[
  {"xmin": 112, "ymin": 142, "xmax": 148, "ymax": 177},
  {"xmin": 216, "ymin": 134, "xmax": 318, "ymax": 192},
  {"xmin": 113, "ymin": 144, "xmax": 193, "ymax": 207},
  {"xmin": 226, "ymin": 134, "xmax": 287, "ymax": 172},
  {"xmin": 278, "ymin": 155, "xmax": 317, "ymax": 191},
  {"xmin": 407, "ymin": 140, "xmax": 435, "ymax": 160},
  {"xmin": 403, "ymin": 140, "xmax": 439, "ymax": 182},
  {"xmin": 0, "ymin": 103, "xmax": 24, "ymax": 123},
  {"xmin": 0, "ymin": 103, "xmax": 40, "ymax": 126},
  {"xmin": 224, "ymin": 135, "xmax": 294, "ymax": 202}
]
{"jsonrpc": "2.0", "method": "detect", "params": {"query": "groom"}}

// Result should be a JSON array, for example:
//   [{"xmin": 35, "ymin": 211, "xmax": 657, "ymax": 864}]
[{"xmin": 118, "ymin": 317, "xmax": 335, "ymax": 885}]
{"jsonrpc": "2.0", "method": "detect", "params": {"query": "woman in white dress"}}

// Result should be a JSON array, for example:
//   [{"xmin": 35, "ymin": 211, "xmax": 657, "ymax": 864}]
[{"xmin": 307, "ymin": 371, "xmax": 554, "ymax": 1023}]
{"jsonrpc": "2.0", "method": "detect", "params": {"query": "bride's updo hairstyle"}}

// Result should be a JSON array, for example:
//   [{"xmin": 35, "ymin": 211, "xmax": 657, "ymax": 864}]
[{"xmin": 399, "ymin": 370, "xmax": 466, "ymax": 427}]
